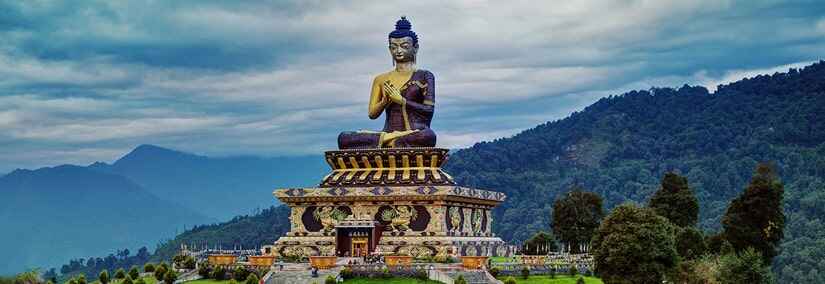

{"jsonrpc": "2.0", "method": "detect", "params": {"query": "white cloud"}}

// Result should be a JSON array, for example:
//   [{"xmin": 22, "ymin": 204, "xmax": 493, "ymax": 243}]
[
  {"xmin": 10, "ymin": 117, "xmax": 232, "ymax": 143},
  {"xmin": 817, "ymin": 18, "xmax": 825, "ymax": 34},
  {"xmin": 1, "ymin": 0, "xmax": 824, "ymax": 171},
  {"xmin": 698, "ymin": 61, "xmax": 816, "ymax": 92}
]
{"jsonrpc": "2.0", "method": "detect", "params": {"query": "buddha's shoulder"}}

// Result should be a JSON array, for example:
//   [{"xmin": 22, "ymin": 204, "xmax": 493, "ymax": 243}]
[
  {"xmin": 416, "ymin": 69, "xmax": 434, "ymax": 79},
  {"xmin": 372, "ymin": 71, "xmax": 394, "ymax": 82}
]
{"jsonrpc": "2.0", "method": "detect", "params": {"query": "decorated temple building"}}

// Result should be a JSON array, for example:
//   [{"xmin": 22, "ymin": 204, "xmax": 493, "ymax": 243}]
[{"xmin": 266, "ymin": 147, "xmax": 510, "ymax": 259}]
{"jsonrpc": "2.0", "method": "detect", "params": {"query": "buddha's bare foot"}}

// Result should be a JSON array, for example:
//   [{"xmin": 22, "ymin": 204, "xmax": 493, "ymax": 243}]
[{"xmin": 380, "ymin": 129, "xmax": 420, "ymax": 147}]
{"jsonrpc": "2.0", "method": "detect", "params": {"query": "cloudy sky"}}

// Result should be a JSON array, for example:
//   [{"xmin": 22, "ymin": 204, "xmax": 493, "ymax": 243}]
[{"xmin": 1, "ymin": 0, "xmax": 824, "ymax": 173}]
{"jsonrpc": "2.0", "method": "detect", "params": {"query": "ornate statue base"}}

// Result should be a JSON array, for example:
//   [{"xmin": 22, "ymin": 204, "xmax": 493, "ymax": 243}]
[{"xmin": 264, "ymin": 148, "xmax": 513, "ymax": 259}]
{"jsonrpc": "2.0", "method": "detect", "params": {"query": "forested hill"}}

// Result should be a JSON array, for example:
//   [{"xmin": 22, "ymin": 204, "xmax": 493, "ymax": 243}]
[
  {"xmin": 444, "ymin": 60, "xmax": 825, "ymax": 283},
  {"xmin": 151, "ymin": 205, "xmax": 291, "ymax": 261}
]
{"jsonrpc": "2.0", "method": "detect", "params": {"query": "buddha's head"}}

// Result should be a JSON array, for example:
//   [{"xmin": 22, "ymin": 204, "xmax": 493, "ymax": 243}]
[{"xmin": 388, "ymin": 16, "xmax": 418, "ymax": 64}]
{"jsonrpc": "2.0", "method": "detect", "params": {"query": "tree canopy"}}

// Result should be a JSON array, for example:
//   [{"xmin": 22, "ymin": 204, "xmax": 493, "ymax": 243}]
[
  {"xmin": 521, "ymin": 231, "xmax": 557, "ymax": 255},
  {"xmin": 722, "ymin": 163, "xmax": 785, "ymax": 264},
  {"xmin": 592, "ymin": 204, "xmax": 678, "ymax": 284},
  {"xmin": 551, "ymin": 187, "xmax": 604, "ymax": 253},
  {"xmin": 648, "ymin": 172, "xmax": 699, "ymax": 227}
]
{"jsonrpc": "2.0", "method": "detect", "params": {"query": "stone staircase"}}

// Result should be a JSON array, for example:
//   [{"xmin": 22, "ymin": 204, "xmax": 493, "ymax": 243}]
[
  {"xmin": 446, "ymin": 270, "xmax": 499, "ymax": 284},
  {"xmin": 265, "ymin": 263, "xmax": 341, "ymax": 284}
]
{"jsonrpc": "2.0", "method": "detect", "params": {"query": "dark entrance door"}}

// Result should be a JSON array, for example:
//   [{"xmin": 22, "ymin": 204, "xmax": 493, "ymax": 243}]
[{"xmin": 336, "ymin": 228, "xmax": 373, "ymax": 257}]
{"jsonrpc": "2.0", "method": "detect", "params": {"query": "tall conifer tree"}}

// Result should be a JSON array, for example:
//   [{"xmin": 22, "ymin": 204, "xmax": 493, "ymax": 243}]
[
  {"xmin": 649, "ymin": 172, "xmax": 699, "ymax": 227},
  {"xmin": 722, "ymin": 163, "xmax": 785, "ymax": 264}
]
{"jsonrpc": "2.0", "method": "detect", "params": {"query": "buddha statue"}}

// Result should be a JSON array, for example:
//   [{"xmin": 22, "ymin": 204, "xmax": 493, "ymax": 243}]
[{"xmin": 338, "ymin": 17, "xmax": 437, "ymax": 149}]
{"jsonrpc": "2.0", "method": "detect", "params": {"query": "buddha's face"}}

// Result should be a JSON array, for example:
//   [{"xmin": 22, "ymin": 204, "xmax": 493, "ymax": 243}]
[{"xmin": 389, "ymin": 37, "xmax": 417, "ymax": 63}]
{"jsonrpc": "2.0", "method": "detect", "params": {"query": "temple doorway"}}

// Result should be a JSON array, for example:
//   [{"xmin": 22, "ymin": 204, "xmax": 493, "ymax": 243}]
[
  {"xmin": 351, "ymin": 237, "xmax": 368, "ymax": 257},
  {"xmin": 335, "ymin": 218, "xmax": 379, "ymax": 257}
]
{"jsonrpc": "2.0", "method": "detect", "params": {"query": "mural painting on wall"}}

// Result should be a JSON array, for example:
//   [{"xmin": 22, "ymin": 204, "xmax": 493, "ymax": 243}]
[
  {"xmin": 379, "ymin": 205, "xmax": 417, "ymax": 231},
  {"xmin": 471, "ymin": 208, "xmax": 483, "ymax": 233},
  {"xmin": 398, "ymin": 245, "xmax": 435, "ymax": 258},
  {"xmin": 302, "ymin": 206, "xmax": 351, "ymax": 232},
  {"xmin": 281, "ymin": 245, "xmax": 318, "ymax": 258},
  {"xmin": 448, "ymin": 206, "xmax": 462, "ymax": 231}
]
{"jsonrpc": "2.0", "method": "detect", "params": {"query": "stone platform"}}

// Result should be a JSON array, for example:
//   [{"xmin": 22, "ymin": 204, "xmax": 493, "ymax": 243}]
[
  {"xmin": 320, "ymin": 147, "xmax": 455, "ymax": 187},
  {"xmin": 265, "ymin": 148, "xmax": 513, "ymax": 259}
]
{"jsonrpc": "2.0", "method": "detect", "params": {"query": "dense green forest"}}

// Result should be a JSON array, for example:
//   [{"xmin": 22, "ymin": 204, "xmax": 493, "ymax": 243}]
[
  {"xmin": 54, "ymin": 61, "xmax": 825, "ymax": 283},
  {"xmin": 151, "ymin": 206, "xmax": 291, "ymax": 261},
  {"xmin": 444, "ymin": 61, "xmax": 825, "ymax": 283}
]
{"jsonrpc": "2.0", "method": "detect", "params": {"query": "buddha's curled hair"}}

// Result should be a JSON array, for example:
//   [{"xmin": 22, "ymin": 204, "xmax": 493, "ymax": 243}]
[{"xmin": 389, "ymin": 16, "xmax": 419, "ymax": 46}]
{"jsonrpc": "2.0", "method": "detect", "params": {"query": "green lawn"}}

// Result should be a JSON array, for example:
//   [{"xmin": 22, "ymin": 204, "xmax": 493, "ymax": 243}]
[
  {"xmin": 490, "ymin": 256, "xmax": 521, "ymax": 263},
  {"xmin": 497, "ymin": 275, "xmax": 603, "ymax": 284},
  {"xmin": 89, "ymin": 276, "xmax": 158, "ymax": 284},
  {"xmin": 343, "ymin": 278, "xmax": 442, "ymax": 283},
  {"xmin": 182, "ymin": 280, "xmax": 233, "ymax": 284}
]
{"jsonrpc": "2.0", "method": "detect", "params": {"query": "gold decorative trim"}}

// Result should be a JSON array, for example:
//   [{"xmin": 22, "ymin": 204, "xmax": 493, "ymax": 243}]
[
  {"xmin": 321, "ymin": 148, "xmax": 455, "ymax": 187},
  {"xmin": 401, "ymin": 99, "xmax": 411, "ymax": 131}
]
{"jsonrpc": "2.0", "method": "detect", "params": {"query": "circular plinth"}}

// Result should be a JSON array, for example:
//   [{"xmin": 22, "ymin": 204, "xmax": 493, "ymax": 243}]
[{"xmin": 321, "ymin": 148, "xmax": 454, "ymax": 187}]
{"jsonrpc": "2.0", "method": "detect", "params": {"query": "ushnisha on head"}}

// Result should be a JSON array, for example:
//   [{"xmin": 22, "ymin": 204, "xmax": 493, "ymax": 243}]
[{"xmin": 389, "ymin": 16, "xmax": 418, "ymax": 63}]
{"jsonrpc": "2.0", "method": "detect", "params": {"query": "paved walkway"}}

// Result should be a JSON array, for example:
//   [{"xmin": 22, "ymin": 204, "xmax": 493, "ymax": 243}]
[{"xmin": 265, "ymin": 262, "xmax": 342, "ymax": 284}]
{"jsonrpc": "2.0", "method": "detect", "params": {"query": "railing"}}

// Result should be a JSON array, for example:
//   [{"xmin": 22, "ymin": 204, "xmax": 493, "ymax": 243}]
[{"xmin": 491, "ymin": 263, "xmax": 594, "ymax": 276}]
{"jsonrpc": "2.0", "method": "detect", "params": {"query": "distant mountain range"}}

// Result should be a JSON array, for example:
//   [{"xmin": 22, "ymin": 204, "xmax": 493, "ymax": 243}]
[
  {"xmin": 0, "ymin": 146, "xmax": 325, "ymax": 275},
  {"xmin": 90, "ymin": 144, "xmax": 327, "ymax": 220}
]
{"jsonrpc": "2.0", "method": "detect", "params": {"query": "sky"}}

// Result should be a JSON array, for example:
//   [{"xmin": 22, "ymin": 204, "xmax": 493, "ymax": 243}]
[{"xmin": 1, "ymin": 0, "xmax": 824, "ymax": 173}]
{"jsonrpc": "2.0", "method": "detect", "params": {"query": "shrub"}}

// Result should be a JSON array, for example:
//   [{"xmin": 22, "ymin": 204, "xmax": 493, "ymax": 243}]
[
  {"xmin": 324, "ymin": 275, "xmax": 335, "ymax": 284},
  {"xmin": 198, "ymin": 263, "xmax": 211, "ymax": 278},
  {"xmin": 129, "ymin": 266, "xmax": 140, "ymax": 280},
  {"xmin": 380, "ymin": 267, "xmax": 391, "ymax": 279},
  {"xmin": 135, "ymin": 278, "xmax": 146, "ymax": 284},
  {"xmin": 154, "ymin": 266, "xmax": 166, "ymax": 281},
  {"xmin": 122, "ymin": 277, "xmax": 133, "ymax": 284},
  {"xmin": 233, "ymin": 267, "xmax": 250, "ymax": 282},
  {"xmin": 717, "ymin": 248, "xmax": 773, "ymax": 284},
  {"xmin": 503, "ymin": 276, "xmax": 517, "ymax": 284},
  {"xmin": 676, "ymin": 227, "xmax": 708, "ymax": 260},
  {"xmin": 212, "ymin": 266, "xmax": 227, "ymax": 280},
  {"xmin": 184, "ymin": 257, "xmax": 196, "ymax": 270},
  {"xmin": 488, "ymin": 267, "xmax": 500, "ymax": 278},
  {"xmin": 98, "ymin": 270, "xmax": 110, "ymax": 284},
  {"xmin": 76, "ymin": 274, "xmax": 87, "ymax": 284},
  {"xmin": 115, "ymin": 269, "xmax": 126, "ymax": 280},
  {"xmin": 163, "ymin": 270, "xmax": 177, "ymax": 284},
  {"xmin": 576, "ymin": 277, "xmax": 586, "ymax": 284},
  {"xmin": 454, "ymin": 275, "xmax": 467, "ymax": 284},
  {"xmin": 339, "ymin": 267, "xmax": 353, "ymax": 280},
  {"xmin": 569, "ymin": 265, "xmax": 578, "ymax": 276},
  {"xmin": 228, "ymin": 280, "xmax": 238, "ymax": 284},
  {"xmin": 414, "ymin": 269, "xmax": 428, "ymax": 280},
  {"xmin": 549, "ymin": 267, "xmax": 556, "ymax": 278},
  {"xmin": 521, "ymin": 266, "xmax": 530, "ymax": 279},
  {"xmin": 245, "ymin": 273, "xmax": 259, "ymax": 284},
  {"xmin": 143, "ymin": 263, "xmax": 155, "ymax": 273}
]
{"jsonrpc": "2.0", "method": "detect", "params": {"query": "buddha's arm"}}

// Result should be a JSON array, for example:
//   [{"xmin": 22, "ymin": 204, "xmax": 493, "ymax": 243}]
[
  {"xmin": 368, "ymin": 76, "xmax": 388, "ymax": 119},
  {"xmin": 404, "ymin": 71, "xmax": 435, "ymax": 115}
]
